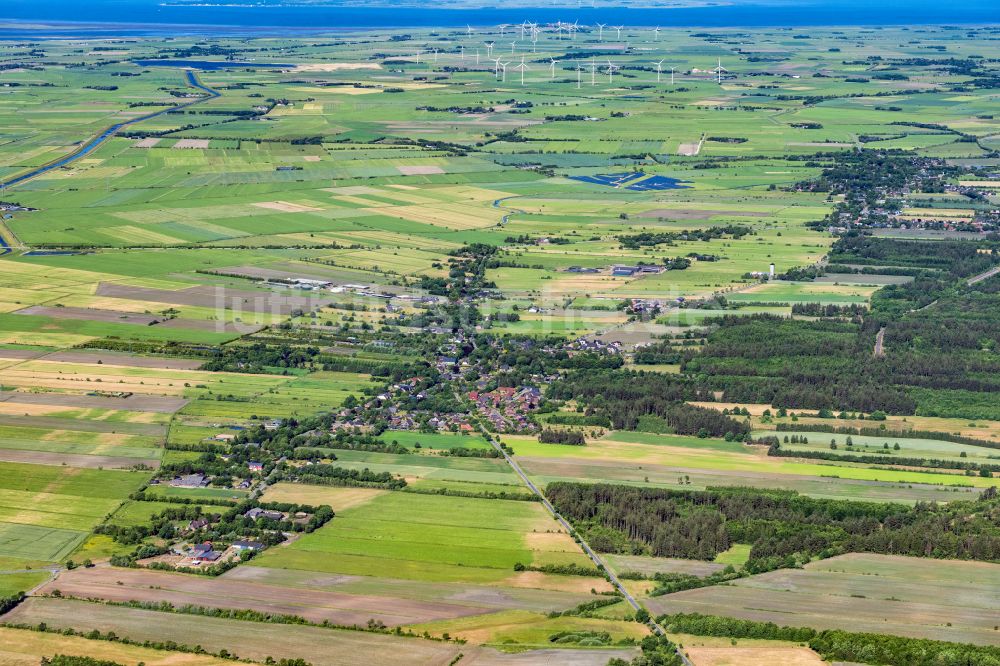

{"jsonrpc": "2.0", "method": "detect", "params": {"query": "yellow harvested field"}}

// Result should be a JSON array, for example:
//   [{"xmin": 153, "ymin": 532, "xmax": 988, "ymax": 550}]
[
  {"xmin": 524, "ymin": 531, "xmax": 579, "ymax": 551},
  {"xmin": 105, "ymin": 225, "xmax": 183, "ymax": 245},
  {"xmin": 0, "ymin": 360, "xmax": 287, "ymax": 396},
  {"xmin": 685, "ymin": 646, "xmax": 826, "ymax": 666},
  {"xmin": 253, "ymin": 200, "xmax": 325, "ymax": 213},
  {"xmin": 366, "ymin": 203, "xmax": 497, "ymax": 230},
  {"xmin": 958, "ymin": 180, "xmax": 1000, "ymax": 188},
  {"xmin": 0, "ymin": 626, "xmax": 233, "ymax": 666},
  {"xmin": 689, "ymin": 401, "xmax": 774, "ymax": 416},
  {"xmin": 0, "ymin": 332, "xmax": 95, "ymax": 347},
  {"xmin": 261, "ymin": 483, "xmax": 385, "ymax": 510},
  {"xmin": 0, "ymin": 401, "xmax": 168, "ymax": 421},
  {"xmin": 901, "ymin": 209, "xmax": 973, "ymax": 217},
  {"xmin": 502, "ymin": 570, "xmax": 614, "ymax": 594},
  {"xmin": 0, "ymin": 263, "xmax": 108, "ymax": 293}
]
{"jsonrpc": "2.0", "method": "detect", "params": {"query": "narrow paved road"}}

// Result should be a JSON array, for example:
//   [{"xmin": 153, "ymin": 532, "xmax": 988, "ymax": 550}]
[
  {"xmin": 478, "ymin": 426, "xmax": 693, "ymax": 665},
  {"xmin": 968, "ymin": 264, "xmax": 1000, "ymax": 286},
  {"xmin": 0, "ymin": 70, "xmax": 219, "ymax": 191},
  {"xmin": 874, "ymin": 326, "xmax": 886, "ymax": 357}
]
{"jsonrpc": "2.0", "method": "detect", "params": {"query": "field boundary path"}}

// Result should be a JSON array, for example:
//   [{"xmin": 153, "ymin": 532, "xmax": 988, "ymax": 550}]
[
  {"xmin": 476, "ymin": 423, "xmax": 693, "ymax": 666},
  {"xmin": 874, "ymin": 327, "xmax": 886, "ymax": 357},
  {"xmin": 0, "ymin": 70, "xmax": 220, "ymax": 192}
]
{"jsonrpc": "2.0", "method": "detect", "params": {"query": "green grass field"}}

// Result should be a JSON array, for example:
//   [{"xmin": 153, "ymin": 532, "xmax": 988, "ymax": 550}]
[{"xmin": 254, "ymin": 490, "xmax": 588, "ymax": 583}]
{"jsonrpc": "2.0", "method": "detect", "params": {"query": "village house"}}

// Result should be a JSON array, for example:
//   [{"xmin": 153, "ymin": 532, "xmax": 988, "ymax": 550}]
[{"xmin": 245, "ymin": 507, "xmax": 284, "ymax": 522}]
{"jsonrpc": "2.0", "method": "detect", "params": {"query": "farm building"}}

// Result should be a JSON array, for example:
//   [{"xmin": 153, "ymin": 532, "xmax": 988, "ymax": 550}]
[{"xmin": 170, "ymin": 473, "xmax": 209, "ymax": 488}]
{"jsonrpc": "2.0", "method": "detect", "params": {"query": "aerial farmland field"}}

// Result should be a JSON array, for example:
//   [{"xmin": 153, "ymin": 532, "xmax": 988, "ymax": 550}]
[{"xmin": 0, "ymin": 8, "xmax": 998, "ymax": 666}]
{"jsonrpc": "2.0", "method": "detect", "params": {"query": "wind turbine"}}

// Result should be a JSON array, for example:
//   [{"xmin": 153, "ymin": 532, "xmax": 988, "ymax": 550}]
[
  {"xmin": 655, "ymin": 58, "xmax": 664, "ymax": 82},
  {"xmin": 510, "ymin": 40, "xmax": 518, "ymax": 54},
  {"xmin": 475, "ymin": 49, "xmax": 480, "ymax": 65},
  {"xmin": 653, "ymin": 26, "xmax": 660, "ymax": 41},
  {"xmin": 612, "ymin": 25, "xmax": 623, "ymax": 40},
  {"xmin": 500, "ymin": 61, "xmax": 510, "ymax": 82},
  {"xmin": 596, "ymin": 23, "xmax": 605, "ymax": 41},
  {"xmin": 433, "ymin": 48, "xmax": 438, "ymax": 63},
  {"xmin": 549, "ymin": 58, "xmax": 558, "ymax": 79},
  {"xmin": 590, "ymin": 58, "xmax": 597, "ymax": 85},
  {"xmin": 712, "ymin": 57, "xmax": 728, "ymax": 84},
  {"xmin": 606, "ymin": 59, "xmax": 619, "ymax": 84},
  {"xmin": 492, "ymin": 57, "xmax": 502, "ymax": 77},
  {"xmin": 485, "ymin": 41, "xmax": 495, "ymax": 57},
  {"xmin": 414, "ymin": 50, "xmax": 421, "ymax": 63},
  {"xmin": 670, "ymin": 66, "xmax": 676, "ymax": 85},
  {"xmin": 570, "ymin": 20, "xmax": 579, "ymax": 40},
  {"xmin": 514, "ymin": 58, "xmax": 529, "ymax": 86},
  {"xmin": 499, "ymin": 24, "xmax": 507, "ymax": 37},
  {"xmin": 467, "ymin": 24, "xmax": 474, "ymax": 37},
  {"xmin": 460, "ymin": 45, "xmax": 465, "ymax": 61},
  {"xmin": 575, "ymin": 61, "xmax": 584, "ymax": 88}
]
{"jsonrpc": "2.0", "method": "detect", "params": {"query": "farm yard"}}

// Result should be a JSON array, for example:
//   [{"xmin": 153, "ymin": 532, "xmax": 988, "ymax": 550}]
[{"xmin": 0, "ymin": 18, "xmax": 997, "ymax": 666}]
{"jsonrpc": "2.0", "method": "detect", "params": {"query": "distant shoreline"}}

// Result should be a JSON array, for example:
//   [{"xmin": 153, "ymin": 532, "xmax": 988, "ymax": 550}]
[{"xmin": 0, "ymin": 0, "xmax": 998, "ymax": 35}]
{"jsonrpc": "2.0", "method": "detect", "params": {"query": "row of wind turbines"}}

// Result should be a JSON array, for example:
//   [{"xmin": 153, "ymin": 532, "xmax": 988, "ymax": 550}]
[
  {"xmin": 417, "ymin": 48, "xmax": 730, "ymax": 87},
  {"xmin": 491, "ymin": 57, "xmax": 725, "ymax": 86},
  {"xmin": 410, "ymin": 21, "xmax": 730, "ymax": 86}
]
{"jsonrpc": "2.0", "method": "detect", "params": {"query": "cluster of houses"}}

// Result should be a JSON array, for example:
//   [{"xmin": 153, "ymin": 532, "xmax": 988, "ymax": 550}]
[
  {"xmin": 566, "ymin": 338, "xmax": 624, "ymax": 355},
  {"xmin": 468, "ymin": 386, "xmax": 542, "ymax": 432},
  {"xmin": 328, "ymin": 372, "xmax": 479, "ymax": 434},
  {"xmin": 174, "ymin": 538, "xmax": 266, "ymax": 567},
  {"xmin": 383, "ymin": 407, "xmax": 475, "ymax": 434},
  {"xmin": 159, "ymin": 505, "xmax": 287, "ymax": 568},
  {"xmin": 625, "ymin": 298, "xmax": 666, "ymax": 316}
]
